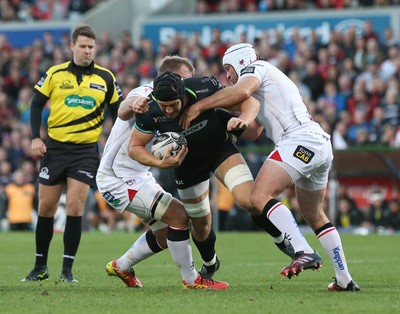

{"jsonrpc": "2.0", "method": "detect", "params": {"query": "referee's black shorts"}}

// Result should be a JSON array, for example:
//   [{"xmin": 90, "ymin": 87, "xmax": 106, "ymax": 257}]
[{"xmin": 38, "ymin": 137, "xmax": 99, "ymax": 188}]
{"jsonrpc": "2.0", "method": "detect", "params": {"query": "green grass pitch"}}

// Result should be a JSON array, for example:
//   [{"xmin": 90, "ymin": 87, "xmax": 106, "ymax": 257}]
[{"xmin": 1, "ymin": 231, "xmax": 399, "ymax": 314}]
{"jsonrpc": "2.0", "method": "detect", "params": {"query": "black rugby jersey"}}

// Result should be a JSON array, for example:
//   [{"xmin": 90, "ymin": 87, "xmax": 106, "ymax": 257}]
[{"xmin": 135, "ymin": 76, "xmax": 232, "ymax": 164}]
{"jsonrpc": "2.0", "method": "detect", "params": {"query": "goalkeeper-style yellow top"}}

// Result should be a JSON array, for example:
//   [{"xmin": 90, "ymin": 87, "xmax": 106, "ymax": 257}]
[{"xmin": 34, "ymin": 61, "xmax": 122, "ymax": 144}]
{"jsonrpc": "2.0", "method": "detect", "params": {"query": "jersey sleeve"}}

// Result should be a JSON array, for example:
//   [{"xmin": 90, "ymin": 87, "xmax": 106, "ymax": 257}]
[
  {"xmin": 184, "ymin": 75, "xmax": 224, "ymax": 101},
  {"xmin": 133, "ymin": 104, "xmax": 156, "ymax": 134},
  {"xmin": 34, "ymin": 69, "xmax": 53, "ymax": 97},
  {"xmin": 107, "ymin": 72, "xmax": 123, "ymax": 106},
  {"xmin": 126, "ymin": 84, "xmax": 153, "ymax": 98}
]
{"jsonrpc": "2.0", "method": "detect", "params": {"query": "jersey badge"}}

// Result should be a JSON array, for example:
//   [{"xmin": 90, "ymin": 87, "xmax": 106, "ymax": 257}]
[
  {"xmin": 60, "ymin": 80, "xmax": 74, "ymax": 89},
  {"xmin": 39, "ymin": 167, "xmax": 50, "ymax": 180},
  {"xmin": 102, "ymin": 191, "xmax": 121, "ymax": 206},
  {"xmin": 240, "ymin": 66, "xmax": 256, "ymax": 75},
  {"xmin": 36, "ymin": 74, "xmax": 48, "ymax": 88},
  {"xmin": 293, "ymin": 145, "xmax": 314, "ymax": 164},
  {"xmin": 114, "ymin": 81, "xmax": 123, "ymax": 97},
  {"xmin": 89, "ymin": 82, "xmax": 105, "ymax": 92}
]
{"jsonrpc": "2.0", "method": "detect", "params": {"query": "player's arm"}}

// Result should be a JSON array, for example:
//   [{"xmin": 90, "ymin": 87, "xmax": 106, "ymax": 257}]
[
  {"xmin": 183, "ymin": 76, "xmax": 260, "ymax": 129},
  {"xmin": 226, "ymin": 96, "xmax": 260, "ymax": 131},
  {"xmin": 128, "ymin": 128, "xmax": 186, "ymax": 169},
  {"xmin": 30, "ymin": 91, "xmax": 48, "ymax": 158},
  {"xmin": 118, "ymin": 85, "xmax": 153, "ymax": 120},
  {"xmin": 241, "ymin": 119, "xmax": 265, "ymax": 142},
  {"xmin": 118, "ymin": 96, "xmax": 150, "ymax": 120}
]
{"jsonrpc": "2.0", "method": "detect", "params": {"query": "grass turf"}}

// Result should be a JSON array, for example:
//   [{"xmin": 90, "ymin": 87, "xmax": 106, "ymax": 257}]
[{"xmin": 1, "ymin": 231, "xmax": 399, "ymax": 314}]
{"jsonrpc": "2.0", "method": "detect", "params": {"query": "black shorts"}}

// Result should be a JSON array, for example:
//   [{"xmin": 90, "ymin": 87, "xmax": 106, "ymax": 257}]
[
  {"xmin": 174, "ymin": 139, "xmax": 239, "ymax": 189},
  {"xmin": 38, "ymin": 137, "xmax": 99, "ymax": 188}
]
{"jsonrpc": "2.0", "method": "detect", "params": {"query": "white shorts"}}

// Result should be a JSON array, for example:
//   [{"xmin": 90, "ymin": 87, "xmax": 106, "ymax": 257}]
[
  {"xmin": 96, "ymin": 171, "xmax": 167, "ymax": 231},
  {"xmin": 268, "ymin": 131, "xmax": 333, "ymax": 191}
]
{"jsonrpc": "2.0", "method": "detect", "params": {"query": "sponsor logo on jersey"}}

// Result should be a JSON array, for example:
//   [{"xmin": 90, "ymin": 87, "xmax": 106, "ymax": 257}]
[
  {"xmin": 175, "ymin": 179, "xmax": 184, "ymax": 185},
  {"xmin": 152, "ymin": 115, "xmax": 173, "ymax": 123},
  {"xmin": 332, "ymin": 246, "xmax": 345, "ymax": 270},
  {"xmin": 144, "ymin": 86, "xmax": 153, "ymax": 94},
  {"xmin": 240, "ymin": 66, "xmax": 256, "ymax": 75},
  {"xmin": 114, "ymin": 81, "xmax": 123, "ymax": 97},
  {"xmin": 195, "ymin": 88, "xmax": 210, "ymax": 94},
  {"xmin": 293, "ymin": 145, "xmax": 314, "ymax": 164},
  {"xmin": 60, "ymin": 80, "xmax": 74, "ymax": 89},
  {"xmin": 181, "ymin": 120, "xmax": 208, "ymax": 136},
  {"xmin": 36, "ymin": 74, "xmax": 48, "ymax": 88},
  {"xmin": 89, "ymin": 82, "xmax": 105, "ymax": 91},
  {"xmin": 65, "ymin": 95, "xmax": 96, "ymax": 109},
  {"xmin": 102, "ymin": 191, "xmax": 121, "ymax": 206},
  {"xmin": 77, "ymin": 170, "xmax": 94, "ymax": 179},
  {"xmin": 125, "ymin": 179, "xmax": 136, "ymax": 186},
  {"xmin": 39, "ymin": 167, "xmax": 50, "ymax": 179}
]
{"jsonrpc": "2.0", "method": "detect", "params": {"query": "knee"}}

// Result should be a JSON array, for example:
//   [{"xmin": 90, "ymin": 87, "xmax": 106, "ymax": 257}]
[
  {"xmin": 191, "ymin": 218, "xmax": 211, "ymax": 241},
  {"xmin": 250, "ymin": 190, "xmax": 264, "ymax": 212}
]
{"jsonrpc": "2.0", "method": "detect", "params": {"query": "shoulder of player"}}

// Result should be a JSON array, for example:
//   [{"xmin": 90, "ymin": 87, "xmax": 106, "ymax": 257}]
[
  {"xmin": 93, "ymin": 63, "xmax": 119, "ymax": 81},
  {"xmin": 240, "ymin": 60, "xmax": 270, "ymax": 77},
  {"xmin": 46, "ymin": 61, "xmax": 71, "ymax": 75},
  {"xmin": 184, "ymin": 76, "xmax": 223, "ymax": 95},
  {"xmin": 126, "ymin": 84, "xmax": 153, "ymax": 98}
]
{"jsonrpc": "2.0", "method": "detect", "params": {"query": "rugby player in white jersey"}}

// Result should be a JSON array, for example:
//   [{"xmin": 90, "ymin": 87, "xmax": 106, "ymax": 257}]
[
  {"xmin": 182, "ymin": 43, "xmax": 360, "ymax": 292},
  {"xmin": 96, "ymin": 56, "xmax": 228, "ymax": 290}
]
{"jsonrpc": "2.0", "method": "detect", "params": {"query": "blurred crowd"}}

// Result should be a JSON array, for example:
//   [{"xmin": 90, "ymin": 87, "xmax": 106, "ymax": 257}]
[
  {"xmin": 195, "ymin": 0, "xmax": 400, "ymax": 13},
  {"xmin": 2, "ymin": 0, "xmax": 400, "ymax": 22},
  {"xmin": 0, "ymin": 0, "xmax": 400, "ymax": 233},
  {"xmin": 0, "ymin": 0, "xmax": 102, "ymax": 22}
]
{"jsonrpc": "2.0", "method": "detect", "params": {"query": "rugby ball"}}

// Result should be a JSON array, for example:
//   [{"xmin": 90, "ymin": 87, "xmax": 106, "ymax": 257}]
[{"xmin": 151, "ymin": 132, "xmax": 187, "ymax": 159}]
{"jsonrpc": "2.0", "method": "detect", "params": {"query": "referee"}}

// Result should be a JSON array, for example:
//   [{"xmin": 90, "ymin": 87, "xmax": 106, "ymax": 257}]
[{"xmin": 22, "ymin": 24, "xmax": 122, "ymax": 282}]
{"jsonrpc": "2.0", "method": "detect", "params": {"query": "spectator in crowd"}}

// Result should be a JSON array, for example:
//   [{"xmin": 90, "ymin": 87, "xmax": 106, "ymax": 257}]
[
  {"xmin": 332, "ymin": 120, "xmax": 349, "ymax": 149},
  {"xmin": 335, "ymin": 197, "xmax": 365, "ymax": 229},
  {"xmin": 303, "ymin": 59, "xmax": 325, "ymax": 102},
  {"xmin": 4, "ymin": 169, "xmax": 36, "ymax": 231},
  {"xmin": 381, "ymin": 199, "xmax": 400, "ymax": 232},
  {"xmin": 363, "ymin": 189, "xmax": 390, "ymax": 231},
  {"xmin": 0, "ymin": 159, "xmax": 13, "ymax": 224},
  {"xmin": 379, "ymin": 88, "xmax": 400, "ymax": 126}
]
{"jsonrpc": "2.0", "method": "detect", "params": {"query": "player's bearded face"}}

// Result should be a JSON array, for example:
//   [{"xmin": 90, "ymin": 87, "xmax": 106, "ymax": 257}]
[
  {"xmin": 71, "ymin": 36, "xmax": 96, "ymax": 67},
  {"xmin": 157, "ymin": 99, "xmax": 182, "ymax": 119},
  {"xmin": 224, "ymin": 64, "xmax": 238, "ymax": 84}
]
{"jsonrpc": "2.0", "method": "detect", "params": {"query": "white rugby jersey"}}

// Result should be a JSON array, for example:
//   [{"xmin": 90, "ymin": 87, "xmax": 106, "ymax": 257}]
[
  {"xmin": 239, "ymin": 60, "xmax": 329, "ymax": 144},
  {"xmin": 97, "ymin": 83, "xmax": 153, "ymax": 178}
]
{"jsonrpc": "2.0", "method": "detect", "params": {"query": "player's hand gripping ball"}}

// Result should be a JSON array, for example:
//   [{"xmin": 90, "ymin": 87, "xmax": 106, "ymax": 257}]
[{"xmin": 151, "ymin": 132, "xmax": 187, "ymax": 159}]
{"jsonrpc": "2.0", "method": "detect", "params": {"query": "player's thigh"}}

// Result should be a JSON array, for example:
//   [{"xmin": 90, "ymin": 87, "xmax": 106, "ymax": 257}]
[
  {"xmin": 214, "ymin": 153, "xmax": 254, "ymax": 208},
  {"xmin": 251, "ymin": 160, "xmax": 294, "ymax": 209}
]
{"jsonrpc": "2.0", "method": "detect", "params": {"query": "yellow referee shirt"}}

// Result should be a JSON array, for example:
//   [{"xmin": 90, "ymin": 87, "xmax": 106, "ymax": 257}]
[{"xmin": 35, "ymin": 61, "xmax": 122, "ymax": 144}]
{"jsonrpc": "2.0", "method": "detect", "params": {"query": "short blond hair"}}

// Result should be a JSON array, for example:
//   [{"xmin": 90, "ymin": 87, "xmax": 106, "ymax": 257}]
[{"xmin": 158, "ymin": 56, "xmax": 195, "ymax": 76}]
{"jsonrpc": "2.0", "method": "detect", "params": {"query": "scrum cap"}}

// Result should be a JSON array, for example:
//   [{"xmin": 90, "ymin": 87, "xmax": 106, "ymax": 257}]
[
  {"xmin": 152, "ymin": 71, "xmax": 185, "ymax": 102},
  {"xmin": 222, "ymin": 43, "xmax": 258, "ymax": 76}
]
